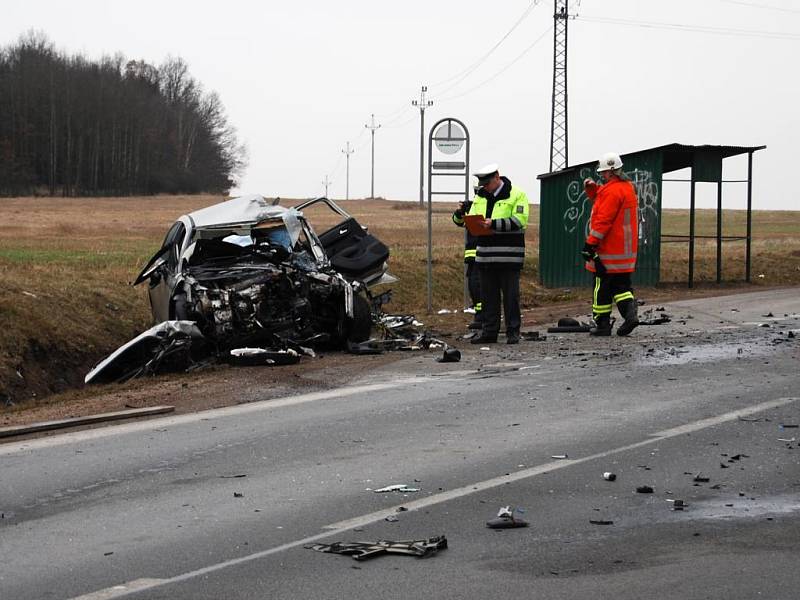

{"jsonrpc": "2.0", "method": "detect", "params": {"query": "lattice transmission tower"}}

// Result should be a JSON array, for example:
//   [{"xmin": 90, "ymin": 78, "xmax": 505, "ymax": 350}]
[{"xmin": 549, "ymin": 0, "xmax": 569, "ymax": 172}]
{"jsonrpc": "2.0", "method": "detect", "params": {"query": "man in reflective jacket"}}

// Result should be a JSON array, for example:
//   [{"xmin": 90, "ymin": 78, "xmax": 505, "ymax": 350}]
[
  {"xmin": 582, "ymin": 152, "xmax": 639, "ymax": 336},
  {"xmin": 466, "ymin": 164, "xmax": 529, "ymax": 345}
]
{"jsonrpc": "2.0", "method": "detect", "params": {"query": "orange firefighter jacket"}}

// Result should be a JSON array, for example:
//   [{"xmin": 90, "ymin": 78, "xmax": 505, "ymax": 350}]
[{"xmin": 584, "ymin": 178, "xmax": 638, "ymax": 274}]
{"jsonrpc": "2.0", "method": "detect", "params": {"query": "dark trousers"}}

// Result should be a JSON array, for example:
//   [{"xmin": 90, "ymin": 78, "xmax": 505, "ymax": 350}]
[
  {"xmin": 592, "ymin": 273, "xmax": 635, "ymax": 318},
  {"xmin": 466, "ymin": 261, "xmax": 482, "ymax": 320},
  {"xmin": 479, "ymin": 266, "xmax": 521, "ymax": 336}
]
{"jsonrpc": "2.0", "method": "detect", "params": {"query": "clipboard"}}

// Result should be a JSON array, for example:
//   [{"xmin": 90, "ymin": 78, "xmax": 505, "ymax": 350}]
[{"xmin": 463, "ymin": 214, "xmax": 494, "ymax": 236}]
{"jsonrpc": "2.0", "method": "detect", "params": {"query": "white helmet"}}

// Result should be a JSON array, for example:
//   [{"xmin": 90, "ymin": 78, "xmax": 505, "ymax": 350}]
[
  {"xmin": 471, "ymin": 175, "xmax": 480, "ymax": 193},
  {"xmin": 596, "ymin": 152, "xmax": 623, "ymax": 172}
]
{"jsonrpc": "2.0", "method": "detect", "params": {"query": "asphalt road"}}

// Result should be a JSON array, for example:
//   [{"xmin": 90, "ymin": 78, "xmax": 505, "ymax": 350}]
[{"xmin": 2, "ymin": 288, "xmax": 799, "ymax": 600}]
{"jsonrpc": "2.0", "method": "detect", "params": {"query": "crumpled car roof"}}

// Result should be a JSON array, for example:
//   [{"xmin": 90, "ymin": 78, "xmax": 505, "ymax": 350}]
[{"xmin": 187, "ymin": 195, "xmax": 300, "ymax": 229}]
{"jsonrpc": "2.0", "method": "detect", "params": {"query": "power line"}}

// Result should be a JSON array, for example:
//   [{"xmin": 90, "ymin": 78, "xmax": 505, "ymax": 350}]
[
  {"xmin": 719, "ymin": 0, "xmax": 800, "ymax": 15},
  {"xmin": 438, "ymin": 26, "xmax": 552, "ymax": 102},
  {"xmin": 576, "ymin": 15, "xmax": 800, "ymax": 40},
  {"xmin": 431, "ymin": 0, "xmax": 545, "ymax": 95}
]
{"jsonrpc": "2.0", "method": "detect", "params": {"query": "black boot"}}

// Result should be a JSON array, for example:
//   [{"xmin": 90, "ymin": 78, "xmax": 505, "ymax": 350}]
[
  {"xmin": 590, "ymin": 314, "xmax": 612, "ymax": 336},
  {"xmin": 616, "ymin": 300, "xmax": 639, "ymax": 336}
]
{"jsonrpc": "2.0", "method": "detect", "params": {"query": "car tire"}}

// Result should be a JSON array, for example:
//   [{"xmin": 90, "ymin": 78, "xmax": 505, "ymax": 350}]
[{"xmin": 345, "ymin": 293, "xmax": 373, "ymax": 343}]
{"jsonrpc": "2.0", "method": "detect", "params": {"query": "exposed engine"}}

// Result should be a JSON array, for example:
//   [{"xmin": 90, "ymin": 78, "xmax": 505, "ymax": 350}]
[{"xmin": 174, "ymin": 240, "xmax": 355, "ymax": 349}]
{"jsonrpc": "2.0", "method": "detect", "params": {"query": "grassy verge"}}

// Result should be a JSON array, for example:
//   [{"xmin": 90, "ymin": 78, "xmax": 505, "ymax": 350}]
[{"xmin": 1, "ymin": 196, "xmax": 798, "ymax": 405}]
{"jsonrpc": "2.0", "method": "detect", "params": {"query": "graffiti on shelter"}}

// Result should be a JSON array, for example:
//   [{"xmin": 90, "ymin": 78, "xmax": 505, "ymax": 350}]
[{"xmin": 562, "ymin": 167, "xmax": 660, "ymax": 247}]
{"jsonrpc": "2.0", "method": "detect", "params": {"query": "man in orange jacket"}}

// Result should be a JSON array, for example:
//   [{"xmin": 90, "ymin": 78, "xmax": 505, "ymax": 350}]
[{"xmin": 581, "ymin": 152, "xmax": 639, "ymax": 336}]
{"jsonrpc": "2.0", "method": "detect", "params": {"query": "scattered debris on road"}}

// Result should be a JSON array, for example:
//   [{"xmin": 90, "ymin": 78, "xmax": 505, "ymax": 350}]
[
  {"xmin": 305, "ymin": 535, "xmax": 447, "ymax": 561},
  {"xmin": 636, "ymin": 485, "xmax": 654, "ymax": 494},
  {"xmin": 551, "ymin": 454, "xmax": 569, "ymax": 460},
  {"xmin": 693, "ymin": 474, "xmax": 710, "ymax": 483},
  {"xmin": 486, "ymin": 506, "xmax": 529, "ymax": 529},
  {"xmin": 603, "ymin": 472, "xmax": 617, "ymax": 481},
  {"xmin": 374, "ymin": 484, "xmax": 420, "ymax": 493},
  {"xmin": 589, "ymin": 518, "xmax": 614, "ymax": 525},
  {"xmin": 639, "ymin": 308, "xmax": 672, "ymax": 326}
]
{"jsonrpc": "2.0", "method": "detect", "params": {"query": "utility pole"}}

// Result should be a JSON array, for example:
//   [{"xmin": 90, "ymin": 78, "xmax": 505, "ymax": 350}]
[
  {"xmin": 549, "ymin": 0, "xmax": 569, "ymax": 172},
  {"xmin": 342, "ymin": 141, "xmax": 354, "ymax": 200},
  {"xmin": 321, "ymin": 174, "xmax": 332, "ymax": 198},
  {"xmin": 412, "ymin": 85, "xmax": 433, "ymax": 208},
  {"xmin": 365, "ymin": 114, "xmax": 381, "ymax": 199}
]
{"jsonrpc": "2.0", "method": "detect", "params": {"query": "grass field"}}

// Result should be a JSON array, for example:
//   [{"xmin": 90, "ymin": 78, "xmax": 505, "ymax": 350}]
[{"xmin": 2, "ymin": 194, "xmax": 799, "ymax": 404}]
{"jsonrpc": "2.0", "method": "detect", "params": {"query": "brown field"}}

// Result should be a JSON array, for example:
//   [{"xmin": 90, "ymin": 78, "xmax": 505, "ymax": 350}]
[{"xmin": 1, "ymin": 194, "xmax": 799, "ymax": 407}]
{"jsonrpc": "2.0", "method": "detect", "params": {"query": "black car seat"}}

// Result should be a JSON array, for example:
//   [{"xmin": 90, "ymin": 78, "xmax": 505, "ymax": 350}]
[{"xmin": 319, "ymin": 218, "xmax": 389, "ymax": 279}]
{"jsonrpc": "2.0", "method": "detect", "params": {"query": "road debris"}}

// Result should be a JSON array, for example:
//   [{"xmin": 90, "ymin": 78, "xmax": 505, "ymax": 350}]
[
  {"xmin": 668, "ymin": 499, "xmax": 686, "ymax": 511},
  {"xmin": 636, "ymin": 485, "xmax": 654, "ymax": 494},
  {"xmin": 547, "ymin": 317, "xmax": 592, "ymax": 333},
  {"xmin": 486, "ymin": 506, "xmax": 529, "ymax": 529},
  {"xmin": 603, "ymin": 472, "xmax": 617, "ymax": 481},
  {"xmin": 233, "ymin": 492, "xmax": 244, "ymax": 498},
  {"xmin": 589, "ymin": 518, "xmax": 614, "ymax": 525},
  {"xmin": 639, "ymin": 308, "xmax": 672, "ymax": 326},
  {"xmin": 437, "ymin": 347, "xmax": 462, "ymax": 363},
  {"xmin": 305, "ymin": 536, "xmax": 447, "ymax": 561},
  {"xmin": 384, "ymin": 515, "xmax": 399, "ymax": 522},
  {"xmin": 374, "ymin": 484, "xmax": 420, "ymax": 493},
  {"xmin": 693, "ymin": 474, "xmax": 710, "ymax": 483},
  {"xmin": 551, "ymin": 454, "xmax": 569, "ymax": 460}
]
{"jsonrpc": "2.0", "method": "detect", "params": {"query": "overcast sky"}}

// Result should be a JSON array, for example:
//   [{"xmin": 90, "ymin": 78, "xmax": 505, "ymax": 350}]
[{"xmin": 4, "ymin": 0, "xmax": 798, "ymax": 209}]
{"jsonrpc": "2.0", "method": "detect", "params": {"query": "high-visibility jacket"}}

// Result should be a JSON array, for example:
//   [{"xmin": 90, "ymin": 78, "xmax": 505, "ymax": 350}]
[
  {"xmin": 585, "ymin": 177, "xmax": 638, "ymax": 274},
  {"xmin": 452, "ymin": 207, "xmax": 478, "ymax": 263},
  {"xmin": 467, "ymin": 176, "xmax": 529, "ymax": 270}
]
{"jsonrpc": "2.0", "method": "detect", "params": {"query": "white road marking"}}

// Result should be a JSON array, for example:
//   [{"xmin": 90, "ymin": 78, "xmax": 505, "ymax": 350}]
[
  {"xmin": 73, "ymin": 395, "xmax": 799, "ymax": 599},
  {"xmin": 0, "ymin": 380, "xmax": 421, "ymax": 456},
  {"xmin": 70, "ymin": 579, "xmax": 166, "ymax": 600}
]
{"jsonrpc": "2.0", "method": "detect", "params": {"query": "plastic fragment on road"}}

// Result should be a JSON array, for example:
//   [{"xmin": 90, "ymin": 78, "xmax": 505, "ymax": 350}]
[
  {"xmin": 437, "ymin": 347, "xmax": 462, "ymax": 363},
  {"xmin": 603, "ymin": 472, "xmax": 617, "ymax": 481},
  {"xmin": 693, "ymin": 474, "xmax": 710, "ymax": 483},
  {"xmin": 374, "ymin": 484, "xmax": 420, "ymax": 493},
  {"xmin": 551, "ymin": 454, "xmax": 569, "ymax": 460},
  {"xmin": 486, "ymin": 506, "xmax": 529, "ymax": 529},
  {"xmin": 636, "ymin": 485, "xmax": 654, "ymax": 494},
  {"xmin": 589, "ymin": 519, "xmax": 614, "ymax": 525},
  {"xmin": 667, "ymin": 499, "xmax": 686, "ymax": 511},
  {"xmin": 305, "ymin": 535, "xmax": 447, "ymax": 561}
]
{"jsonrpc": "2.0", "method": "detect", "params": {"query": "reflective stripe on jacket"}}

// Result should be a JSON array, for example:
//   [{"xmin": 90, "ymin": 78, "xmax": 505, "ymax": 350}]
[
  {"xmin": 468, "ymin": 177, "xmax": 529, "ymax": 270},
  {"xmin": 585, "ymin": 178, "xmax": 638, "ymax": 274}
]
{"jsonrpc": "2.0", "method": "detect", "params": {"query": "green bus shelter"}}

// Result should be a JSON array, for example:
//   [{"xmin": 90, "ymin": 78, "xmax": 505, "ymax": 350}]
[{"xmin": 537, "ymin": 143, "xmax": 765, "ymax": 288}]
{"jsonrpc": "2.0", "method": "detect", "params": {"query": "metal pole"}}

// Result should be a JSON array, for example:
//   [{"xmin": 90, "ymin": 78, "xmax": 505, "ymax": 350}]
[
  {"xmin": 342, "ymin": 142, "xmax": 354, "ymax": 200},
  {"xmin": 427, "ymin": 129, "xmax": 433, "ymax": 314},
  {"xmin": 688, "ymin": 173, "xmax": 696, "ymax": 288},
  {"xmin": 412, "ymin": 86, "xmax": 433, "ymax": 208},
  {"xmin": 716, "ymin": 175, "xmax": 723, "ymax": 284},
  {"xmin": 365, "ymin": 114, "xmax": 380, "ymax": 199},
  {"xmin": 746, "ymin": 151, "xmax": 753, "ymax": 283}
]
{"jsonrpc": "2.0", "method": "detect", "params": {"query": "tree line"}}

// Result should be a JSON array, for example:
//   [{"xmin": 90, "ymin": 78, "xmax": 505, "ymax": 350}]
[{"xmin": 0, "ymin": 32, "xmax": 247, "ymax": 196}]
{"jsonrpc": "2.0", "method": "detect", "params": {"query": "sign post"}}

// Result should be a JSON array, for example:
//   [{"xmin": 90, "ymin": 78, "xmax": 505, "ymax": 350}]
[{"xmin": 426, "ymin": 118, "xmax": 470, "ymax": 314}]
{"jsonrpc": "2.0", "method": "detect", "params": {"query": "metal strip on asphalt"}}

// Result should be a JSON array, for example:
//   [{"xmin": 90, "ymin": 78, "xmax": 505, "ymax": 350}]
[{"xmin": 70, "ymin": 396, "xmax": 799, "ymax": 600}]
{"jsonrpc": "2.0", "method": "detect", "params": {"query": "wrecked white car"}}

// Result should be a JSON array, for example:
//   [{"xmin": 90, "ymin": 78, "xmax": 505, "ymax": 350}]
[{"xmin": 86, "ymin": 195, "xmax": 393, "ymax": 383}]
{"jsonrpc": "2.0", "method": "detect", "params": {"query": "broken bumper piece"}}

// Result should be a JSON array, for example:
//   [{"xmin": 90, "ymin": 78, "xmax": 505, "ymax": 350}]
[
  {"xmin": 305, "ymin": 535, "xmax": 447, "ymax": 561},
  {"xmin": 85, "ymin": 321, "xmax": 205, "ymax": 385}
]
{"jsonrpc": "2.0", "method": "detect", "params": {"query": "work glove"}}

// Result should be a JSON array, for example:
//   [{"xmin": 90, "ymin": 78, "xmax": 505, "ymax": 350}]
[
  {"xmin": 584, "ymin": 178, "xmax": 598, "ymax": 199},
  {"xmin": 454, "ymin": 202, "xmax": 467, "ymax": 218},
  {"xmin": 581, "ymin": 242, "xmax": 597, "ymax": 263}
]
